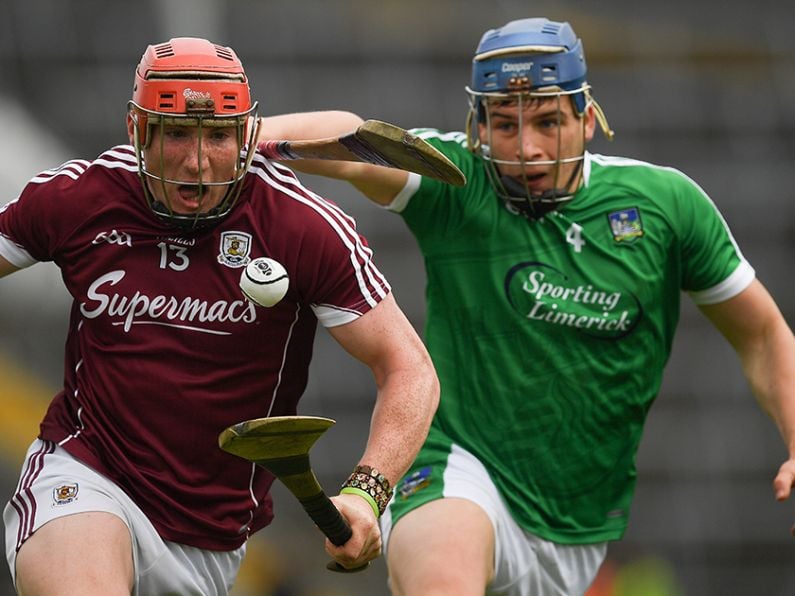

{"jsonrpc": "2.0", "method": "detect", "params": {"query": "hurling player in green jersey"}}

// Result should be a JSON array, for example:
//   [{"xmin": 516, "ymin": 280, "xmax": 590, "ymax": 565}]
[{"xmin": 259, "ymin": 17, "xmax": 795, "ymax": 596}]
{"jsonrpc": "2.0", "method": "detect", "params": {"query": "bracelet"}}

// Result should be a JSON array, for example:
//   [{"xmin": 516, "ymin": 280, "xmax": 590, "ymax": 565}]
[
  {"xmin": 340, "ymin": 487, "xmax": 379, "ymax": 518},
  {"xmin": 341, "ymin": 465, "xmax": 393, "ymax": 517}
]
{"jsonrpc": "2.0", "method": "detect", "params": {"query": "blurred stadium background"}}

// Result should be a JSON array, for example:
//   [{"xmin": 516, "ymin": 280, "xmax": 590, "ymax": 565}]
[{"xmin": 1, "ymin": 0, "xmax": 794, "ymax": 594}]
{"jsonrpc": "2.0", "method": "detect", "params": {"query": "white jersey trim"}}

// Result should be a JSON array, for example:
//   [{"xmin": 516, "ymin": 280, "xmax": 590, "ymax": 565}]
[
  {"xmin": 264, "ymin": 303, "xmax": 302, "ymax": 418},
  {"xmin": 311, "ymin": 304, "xmax": 361, "ymax": 327},
  {"xmin": 0, "ymin": 232, "xmax": 36, "ymax": 268},
  {"xmin": 688, "ymin": 260, "xmax": 755, "ymax": 305},
  {"xmin": 384, "ymin": 128, "xmax": 465, "ymax": 214},
  {"xmin": 386, "ymin": 172, "xmax": 422, "ymax": 213}
]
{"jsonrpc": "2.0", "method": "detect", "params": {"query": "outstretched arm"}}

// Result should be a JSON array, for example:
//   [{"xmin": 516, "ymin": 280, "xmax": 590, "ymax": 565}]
[
  {"xmin": 699, "ymin": 279, "xmax": 795, "ymax": 519},
  {"xmin": 322, "ymin": 293, "xmax": 439, "ymax": 568},
  {"xmin": 258, "ymin": 111, "xmax": 410, "ymax": 205}
]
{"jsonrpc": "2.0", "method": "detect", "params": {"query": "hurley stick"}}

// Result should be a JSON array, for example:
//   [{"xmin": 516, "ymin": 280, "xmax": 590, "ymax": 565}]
[
  {"xmin": 218, "ymin": 415, "xmax": 368, "ymax": 573},
  {"xmin": 258, "ymin": 119, "xmax": 466, "ymax": 187}
]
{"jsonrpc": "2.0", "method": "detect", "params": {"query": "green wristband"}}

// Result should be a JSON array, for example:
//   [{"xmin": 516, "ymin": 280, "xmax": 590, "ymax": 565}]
[{"xmin": 340, "ymin": 486, "xmax": 380, "ymax": 518}]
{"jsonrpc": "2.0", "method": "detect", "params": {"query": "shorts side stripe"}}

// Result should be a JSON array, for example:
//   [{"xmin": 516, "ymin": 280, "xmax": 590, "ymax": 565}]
[{"xmin": 10, "ymin": 440, "xmax": 55, "ymax": 551}]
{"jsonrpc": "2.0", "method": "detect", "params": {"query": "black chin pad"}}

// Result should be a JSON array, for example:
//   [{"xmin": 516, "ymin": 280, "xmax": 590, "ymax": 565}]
[
  {"xmin": 499, "ymin": 176, "xmax": 563, "ymax": 220},
  {"xmin": 500, "ymin": 176, "xmax": 527, "ymax": 197}
]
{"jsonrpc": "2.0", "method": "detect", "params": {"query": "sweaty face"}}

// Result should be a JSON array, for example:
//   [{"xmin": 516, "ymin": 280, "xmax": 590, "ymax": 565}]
[
  {"xmin": 479, "ymin": 95, "xmax": 595, "ymax": 196},
  {"xmin": 142, "ymin": 124, "xmax": 240, "ymax": 215}
]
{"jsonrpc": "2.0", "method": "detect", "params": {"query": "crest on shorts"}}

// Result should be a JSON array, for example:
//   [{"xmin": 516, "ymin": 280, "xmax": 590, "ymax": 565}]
[
  {"xmin": 608, "ymin": 207, "xmax": 644, "ymax": 243},
  {"xmin": 52, "ymin": 483, "xmax": 79, "ymax": 506},
  {"xmin": 217, "ymin": 231, "xmax": 253, "ymax": 268},
  {"xmin": 397, "ymin": 466, "xmax": 432, "ymax": 500}
]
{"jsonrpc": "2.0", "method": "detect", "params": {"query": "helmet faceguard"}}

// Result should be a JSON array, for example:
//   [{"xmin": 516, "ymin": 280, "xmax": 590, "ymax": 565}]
[
  {"xmin": 128, "ymin": 37, "xmax": 260, "ymax": 230},
  {"xmin": 465, "ymin": 18, "xmax": 614, "ymax": 220}
]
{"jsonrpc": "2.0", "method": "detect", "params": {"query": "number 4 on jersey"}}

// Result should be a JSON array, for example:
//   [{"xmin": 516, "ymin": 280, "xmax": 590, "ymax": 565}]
[{"xmin": 565, "ymin": 223, "xmax": 585, "ymax": 253}]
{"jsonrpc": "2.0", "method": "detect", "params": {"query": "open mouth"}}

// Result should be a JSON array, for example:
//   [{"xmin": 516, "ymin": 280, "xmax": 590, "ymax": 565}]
[
  {"xmin": 524, "ymin": 172, "xmax": 546, "ymax": 182},
  {"xmin": 514, "ymin": 171, "xmax": 549, "ymax": 189},
  {"xmin": 178, "ymin": 184, "xmax": 203, "ymax": 199},
  {"xmin": 171, "ymin": 184, "xmax": 207, "ymax": 212}
]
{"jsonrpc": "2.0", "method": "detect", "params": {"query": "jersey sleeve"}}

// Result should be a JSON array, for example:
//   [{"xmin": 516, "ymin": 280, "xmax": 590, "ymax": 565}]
[
  {"xmin": 0, "ymin": 203, "xmax": 37, "ymax": 268},
  {"xmin": 260, "ymin": 162, "xmax": 392, "ymax": 327},
  {"xmin": 386, "ymin": 129, "xmax": 488, "ymax": 240},
  {"xmin": 303, "ymin": 215, "xmax": 391, "ymax": 327},
  {"xmin": 0, "ymin": 160, "xmax": 93, "ymax": 267},
  {"xmin": 671, "ymin": 171, "xmax": 754, "ymax": 304}
]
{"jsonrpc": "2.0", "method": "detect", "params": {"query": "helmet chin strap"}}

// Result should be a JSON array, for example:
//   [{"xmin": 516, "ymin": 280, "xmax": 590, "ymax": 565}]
[{"xmin": 499, "ymin": 158, "xmax": 583, "ymax": 221}]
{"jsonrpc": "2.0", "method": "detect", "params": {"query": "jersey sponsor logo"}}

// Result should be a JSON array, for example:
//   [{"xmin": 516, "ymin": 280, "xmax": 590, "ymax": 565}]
[
  {"xmin": 217, "ymin": 231, "xmax": 252, "ymax": 268},
  {"xmin": 79, "ymin": 270, "xmax": 257, "ymax": 334},
  {"xmin": 607, "ymin": 208, "xmax": 644, "ymax": 243},
  {"xmin": 397, "ymin": 466, "xmax": 432, "ymax": 500},
  {"xmin": 52, "ymin": 482, "xmax": 79, "ymax": 506},
  {"xmin": 504, "ymin": 262, "xmax": 641, "ymax": 338},
  {"xmin": 92, "ymin": 229, "xmax": 133, "ymax": 247}
]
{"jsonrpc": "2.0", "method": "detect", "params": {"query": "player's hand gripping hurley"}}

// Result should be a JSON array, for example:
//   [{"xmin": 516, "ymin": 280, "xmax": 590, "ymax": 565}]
[
  {"xmin": 258, "ymin": 119, "xmax": 466, "ymax": 187},
  {"xmin": 218, "ymin": 416, "xmax": 369, "ymax": 573}
]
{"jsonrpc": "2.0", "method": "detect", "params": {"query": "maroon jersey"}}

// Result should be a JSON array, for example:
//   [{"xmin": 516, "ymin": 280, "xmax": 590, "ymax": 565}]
[{"xmin": 0, "ymin": 146, "xmax": 390, "ymax": 550}]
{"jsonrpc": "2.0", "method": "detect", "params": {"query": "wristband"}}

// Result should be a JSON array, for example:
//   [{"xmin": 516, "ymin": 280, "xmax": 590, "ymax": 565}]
[
  {"xmin": 257, "ymin": 140, "xmax": 299, "ymax": 160},
  {"xmin": 341, "ymin": 465, "xmax": 393, "ymax": 517},
  {"xmin": 340, "ymin": 487, "xmax": 379, "ymax": 518}
]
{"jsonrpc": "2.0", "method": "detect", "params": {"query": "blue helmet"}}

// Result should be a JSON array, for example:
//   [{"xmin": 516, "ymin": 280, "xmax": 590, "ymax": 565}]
[
  {"xmin": 470, "ymin": 18, "xmax": 588, "ymax": 114},
  {"xmin": 465, "ymin": 18, "xmax": 613, "ymax": 221}
]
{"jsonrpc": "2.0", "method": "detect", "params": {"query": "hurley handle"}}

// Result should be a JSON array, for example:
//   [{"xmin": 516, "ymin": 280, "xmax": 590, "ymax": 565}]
[
  {"xmin": 300, "ymin": 491, "xmax": 370, "ymax": 574},
  {"xmin": 300, "ymin": 491, "xmax": 352, "ymax": 546}
]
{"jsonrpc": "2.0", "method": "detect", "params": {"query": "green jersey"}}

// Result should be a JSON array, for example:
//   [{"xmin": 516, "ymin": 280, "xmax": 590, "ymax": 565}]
[{"xmin": 387, "ymin": 129, "xmax": 753, "ymax": 544}]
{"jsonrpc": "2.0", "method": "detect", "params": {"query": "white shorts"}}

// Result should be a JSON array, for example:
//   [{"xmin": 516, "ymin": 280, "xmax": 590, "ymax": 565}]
[
  {"xmin": 4, "ymin": 439, "xmax": 246, "ymax": 595},
  {"xmin": 380, "ymin": 443, "xmax": 607, "ymax": 596}
]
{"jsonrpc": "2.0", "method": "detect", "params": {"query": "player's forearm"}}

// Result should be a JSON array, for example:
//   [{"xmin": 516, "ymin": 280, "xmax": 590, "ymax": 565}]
[
  {"xmin": 328, "ymin": 294, "xmax": 440, "ymax": 488},
  {"xmin": 256, "ymin": 111, "xmax": 409, "ymax": 206},
  {"xmin": 359, "ymin": 356, "xmax": 440, "ymax": 486},
  {"xmin": 743, "ymin": 321, "xmax": 795, "ymax": 456},
  {"xmin": 701, "ymin": 280, "xmax": 795, "ymax": 454},
  {"xmin": 256, "ymin": 111, "xmax": 365, "ymax": 178},
  {"xmin": 259, "ymin": 111, "xmax": 365, "ymax": 142}
]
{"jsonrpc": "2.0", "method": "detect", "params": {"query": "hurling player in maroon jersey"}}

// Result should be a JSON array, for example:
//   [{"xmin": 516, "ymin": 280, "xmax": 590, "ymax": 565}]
[{"xmin": 0, "ymin": 38, "xmax": 439, "ymax": 595}]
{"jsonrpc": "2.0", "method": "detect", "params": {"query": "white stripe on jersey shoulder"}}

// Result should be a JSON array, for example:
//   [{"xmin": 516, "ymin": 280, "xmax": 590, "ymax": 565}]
[
  {"xmin": 583, "ymin": 152, "xmax": 661, "ymax": 187},
  {"xmin": 382, "ymin": 129, "xmax": 464, "ymax": 213},
  {"xmin": 248, "ymin": 156, "xmax": 359, "ymax": 232},
  {"xmin": 92, "ymin": 145, "xmax": 139, "ymax": 172},
  {"xmin": 410, "ymin": 128, "xmax": 468, "ymax": 147},
  {"xmin": 29, "ymin": 145, "xmax": 138, "ymax": 184},
  {"xmin": 251, "ymin": 155, "xmax": 390, "ymax": 305},
  {"xmin": 30, "ymin": 158, "xmax": 91, "ymax": 183},
  {"xmin": 583, "ymin": 152, "xmax": 656, "ymax": 187},
  {"xmin": 585, "ymin": 152, "xmax": 705, "ymax": 187},
  {"xmin": 587, "ymin": 153, "xmax": 653, "ymax": 167},
  {"xmin": 248, "ymin": 154, "xmax": 390, "ymax": 309}
]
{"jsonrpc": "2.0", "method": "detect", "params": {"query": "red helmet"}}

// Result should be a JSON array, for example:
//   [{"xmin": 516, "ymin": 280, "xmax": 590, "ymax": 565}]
[
  {"xmin": 128, "ymin": 37, "xmax": 260, "ymax": 229},
  {"xmin": 132, "ymin": 38, "xmax": 252, "ymax": 138}
]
